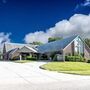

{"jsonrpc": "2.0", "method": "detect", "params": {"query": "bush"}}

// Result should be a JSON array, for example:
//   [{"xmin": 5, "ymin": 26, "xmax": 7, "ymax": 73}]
[
  {"xmin": 50, "ymin": 53, "xmax": 55, "ymax": 60},
  {"xmin": 11, "ymin": 56, "xmax": 20, "ymax": 60},
  {"xmin": 65, "ymin": 55, "xmax": 85, "ymax": 62},
  {"xmin": 40, "ymin": 54, "xmax": 48, "ymax": 60},
  {"xmin": 26, "ymin": 56, "xmax": 37, "ymax": 60},
  {"xmin": 87, "ymin": 60, "xmax": 90, "ymax": 63},
  {"xmin": 53, "ymin": 55, "xmax": 57, "ymax": 61}
]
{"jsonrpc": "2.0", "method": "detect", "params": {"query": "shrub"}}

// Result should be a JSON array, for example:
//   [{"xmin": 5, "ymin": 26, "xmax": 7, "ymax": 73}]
[
  {"xmin": 10, "ymin": 56, "xmax": 20, "ymax": 61},
  {"xmin": 26, "ymin": 56, "xmax": 37, "ymax": 60},
  {"xmin": 65, "ymin": 55, "xmax": 85, "ymax": 62},
  {"xmin": 40, "ymin": 54, "xmax": 48, "ymax": 60},
  {"xmin": 53, "ymin": 55, "xmax": 57, "ymax": 61},
  {"xmin": 87, "ymin": 60, "xmax": 90, "ymax": 63},
  {"xmin": 50, "ymin": 52, "xmax": 60, "ymax": 61},
  {"xmin": 50, "ymin": 52, "xmax": 55, "ymax": 60}
]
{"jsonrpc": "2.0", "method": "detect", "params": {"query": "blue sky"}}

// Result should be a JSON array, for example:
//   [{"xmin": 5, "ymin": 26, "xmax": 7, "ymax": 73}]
[{"xmin": 0, "ymin": 0, "xmax": 90, "ymax": 44}]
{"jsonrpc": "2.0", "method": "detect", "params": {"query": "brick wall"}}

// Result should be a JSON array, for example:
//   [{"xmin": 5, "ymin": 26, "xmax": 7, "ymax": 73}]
[
  {"xmin": 63, "ymin": 41, "xmax": 74, "ymax": 56},
  {"xmin": 84, "ymin": 45, "xmax": 90, "ymax": 60}
]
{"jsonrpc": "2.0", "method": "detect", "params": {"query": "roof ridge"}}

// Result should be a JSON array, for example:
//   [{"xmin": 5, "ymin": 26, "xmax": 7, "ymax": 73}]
[{"xmin": 4, "ymin": 42, "xmax": 28, "ymax": 45}]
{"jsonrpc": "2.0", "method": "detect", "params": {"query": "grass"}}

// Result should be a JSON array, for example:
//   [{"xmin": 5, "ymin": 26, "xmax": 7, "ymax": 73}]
[
  {"xmin": 40, "ymin": 62, "xmax": 90, "ymax": 75},
  {"xmin": 14, "ymin": 60, "xmax": 34, "ymax": 63}
]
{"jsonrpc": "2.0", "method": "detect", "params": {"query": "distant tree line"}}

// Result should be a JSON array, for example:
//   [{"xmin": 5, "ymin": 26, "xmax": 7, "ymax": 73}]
[
  {"xmin": 48, "ymin": 37, "xmax": 63, "ymax": 42},
  {"xmin": 29, "ymin": 41, "xmax": 43, "ymax": 45}
]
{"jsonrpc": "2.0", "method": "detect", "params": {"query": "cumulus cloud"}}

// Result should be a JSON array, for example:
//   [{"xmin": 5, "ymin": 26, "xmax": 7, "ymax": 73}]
[
  {"xmin": 24, "ymin": 31, "xmax": 50, "ymax": 44},
  {"xmin": 0, "ymin": 32, "xmax": 11, "ymax": 45},
  {"xmin": 24, "ymin": 14, "xmax": 90, "ymax": 43}
]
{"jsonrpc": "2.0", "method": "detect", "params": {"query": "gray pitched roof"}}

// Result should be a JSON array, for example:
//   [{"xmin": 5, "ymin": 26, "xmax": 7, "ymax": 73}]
[
  {"xmin": 37, "ymin": 35, "xmax": 78, "ymax": 53},
  {"xmin": 7, "ymin": 48, "xmax": 19, "ymax": 55},
  {"xmin": 18, "ymin": 46, "xmax": 37, "ymax": 53},
  {"xmin": 3, "ymin": 43, "xmax": 37, "ymax": 53}
]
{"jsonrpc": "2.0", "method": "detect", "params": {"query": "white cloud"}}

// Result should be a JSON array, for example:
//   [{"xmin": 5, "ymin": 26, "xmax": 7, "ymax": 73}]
[
  {"xmin": 24, "ymin": 31, "xmax": 50, "ymax": 43},
  {"xmin": 0, "ymin": 32, "xmax": 11, "ymax": 45},
  {"xmin": 24, "ymin": 14, "xmax": 90, "ymax": 43}
]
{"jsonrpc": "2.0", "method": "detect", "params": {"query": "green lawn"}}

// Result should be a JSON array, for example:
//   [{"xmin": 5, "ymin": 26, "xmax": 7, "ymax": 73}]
[
  {"xmin": 14, "ymin": 60, "xmax": 33, "ymax": 63},
  {"xmin": 40, "ymin": 62, "xmax": 90, "ymax": 75}
]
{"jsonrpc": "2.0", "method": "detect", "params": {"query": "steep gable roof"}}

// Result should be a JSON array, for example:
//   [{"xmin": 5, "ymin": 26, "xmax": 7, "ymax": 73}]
[
  {"xmin": 8, "ymin": 48, "xmax": 19, "ymax": 55},
  {"xmin": 37, "ymin": 35, "xmax": 78, "ymax": 53},
  {"xmin": 18, "ymin": 46, "xmax": 37, "ymax": 53},
  {"xmin": 3, "ymin": 43, "xmax": 37, "ymax": 53}
]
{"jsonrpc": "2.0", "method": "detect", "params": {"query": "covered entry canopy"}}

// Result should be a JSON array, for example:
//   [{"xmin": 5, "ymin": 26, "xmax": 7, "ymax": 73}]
[
  {"xmin": 18, "ymin": 46, "xmax": 38, "ymax": 60},
  {"xmin": 18, "ymin": 46, "xmax": 37, "ymax": 53}
]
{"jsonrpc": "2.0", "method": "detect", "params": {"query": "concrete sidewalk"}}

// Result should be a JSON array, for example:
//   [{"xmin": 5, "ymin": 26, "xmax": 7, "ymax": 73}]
[{"xmin": 0, "ymin": 61, "xmax": 90, "ymax": 90}]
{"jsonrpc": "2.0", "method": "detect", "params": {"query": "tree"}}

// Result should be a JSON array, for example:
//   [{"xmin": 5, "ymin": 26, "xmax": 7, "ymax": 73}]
[
  {"xmin": 85, "ymin": 38, "xmax": 90, "ymax": 48},
  {"xmin": 30, "ymin": 41, "xmax": 43, "ymax": 45},
  {"xmin": 48, "ymin": 37, "xmax": 63, "ymax": 43}
]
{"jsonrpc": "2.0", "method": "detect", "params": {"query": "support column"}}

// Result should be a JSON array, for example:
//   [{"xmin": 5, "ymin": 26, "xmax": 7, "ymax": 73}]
[
  {"xmin": 62, "ymin": 50, "xmax": 65, "ymax": 62},
  {"xmin": 20, "ymin": 54, "xmax": 22, "ymax": 61},
  {"xmin": 47, "ymin": 53, "xmax": 51, "ymax": 60},
  {"xmin": 39, "ymin": 54, "xmax": 42, "ymax": 60}
]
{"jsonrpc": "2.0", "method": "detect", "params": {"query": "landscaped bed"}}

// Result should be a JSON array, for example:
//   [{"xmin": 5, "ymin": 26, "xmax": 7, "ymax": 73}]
[
  {"xmin": 14, "ymin": 60, "xmax": 34, "ymax": 63},
  {"xmin": 40, "ymin": 62, "xmax": 90, "ymax": 75}
]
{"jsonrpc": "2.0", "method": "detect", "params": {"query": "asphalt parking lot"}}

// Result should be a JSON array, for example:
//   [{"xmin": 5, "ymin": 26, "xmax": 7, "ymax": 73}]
[{"xmin": 0, "ymin": 61, "xmax": 90, "ymax": 90}]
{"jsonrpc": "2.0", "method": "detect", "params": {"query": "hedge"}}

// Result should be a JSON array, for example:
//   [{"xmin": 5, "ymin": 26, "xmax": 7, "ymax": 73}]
[
  {"xmin": 87, "ymin": 60, "xmax": 90, "ymax": 63},
  {"xmin": 65, "ymin": 55, "xmax": 85, "ymax": 62},
  {"xmin": 26, "ymin": 56, "xmax": 37, "ymax": 60}
]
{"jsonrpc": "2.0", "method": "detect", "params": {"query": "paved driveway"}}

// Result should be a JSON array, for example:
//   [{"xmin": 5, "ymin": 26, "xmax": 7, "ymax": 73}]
[{"xmin": 0, "ymin": 61, "xmax": 90, "ymax": 90}]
